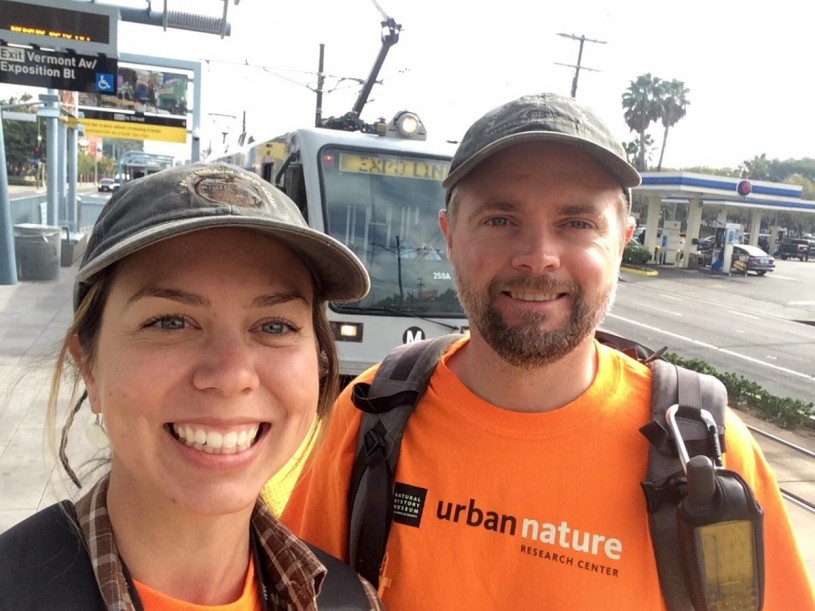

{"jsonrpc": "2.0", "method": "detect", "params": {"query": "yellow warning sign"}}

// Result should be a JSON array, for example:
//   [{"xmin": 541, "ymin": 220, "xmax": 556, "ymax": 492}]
[{"xmin": 81, "ymin": 117, "xmax": 187, "ymax": 143}]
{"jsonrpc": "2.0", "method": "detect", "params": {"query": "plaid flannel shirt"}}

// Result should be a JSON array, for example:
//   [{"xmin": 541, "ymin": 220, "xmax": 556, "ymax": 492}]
[{"xmin": 74, "ymin": 476, "xmax": 381, "ymax": 610}]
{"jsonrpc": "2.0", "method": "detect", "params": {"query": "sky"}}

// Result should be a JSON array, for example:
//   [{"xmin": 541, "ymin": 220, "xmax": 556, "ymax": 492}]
[{"xmin": 3, "ymin": 0, "xmax": 814, "ymax": 170}]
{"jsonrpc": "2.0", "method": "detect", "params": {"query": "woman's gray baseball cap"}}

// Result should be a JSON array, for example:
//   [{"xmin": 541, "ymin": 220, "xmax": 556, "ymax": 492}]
[
  {"xmin": 442, "ymin": 92, "xmax": 641, "ymax": 197},
  {"xmin": 74, "ymin": 162, "xmax": 370, "ymax": 309}
]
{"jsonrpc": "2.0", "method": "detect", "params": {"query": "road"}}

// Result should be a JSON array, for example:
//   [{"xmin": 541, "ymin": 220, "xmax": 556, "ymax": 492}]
[{"xmin": 608, "ymin": 260, "xmax": 815, "ymax": 405}]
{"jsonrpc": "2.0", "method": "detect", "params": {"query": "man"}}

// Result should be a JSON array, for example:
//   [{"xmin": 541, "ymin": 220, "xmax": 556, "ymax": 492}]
[{"xmin": 283, "ymin": 93, "xmax": 813, "ymax": 609}]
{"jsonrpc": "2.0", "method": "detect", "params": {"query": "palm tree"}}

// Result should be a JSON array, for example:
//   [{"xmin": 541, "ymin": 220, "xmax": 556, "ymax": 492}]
[
  {"xmin": 655, "ymin": 80, "xmax": 690, "ymax": 171},
  {"xmin": 623, "ymin": 135, "xmax": 656, "ymax": 169},
  {"xmin": 622, "ymin": 73, "xmax": 661, "ymax": 171}
]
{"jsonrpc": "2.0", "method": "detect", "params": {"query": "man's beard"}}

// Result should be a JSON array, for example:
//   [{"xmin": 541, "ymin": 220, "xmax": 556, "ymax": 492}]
[{"xmin": 455, "ymin": 273, "xmax": 617, "ymax": 369}]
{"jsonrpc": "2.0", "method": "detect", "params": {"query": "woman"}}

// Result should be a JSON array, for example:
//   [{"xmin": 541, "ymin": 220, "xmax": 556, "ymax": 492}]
[{"xmin": 0, "ymin": 163, "xmax": 381, "ymax": 610}]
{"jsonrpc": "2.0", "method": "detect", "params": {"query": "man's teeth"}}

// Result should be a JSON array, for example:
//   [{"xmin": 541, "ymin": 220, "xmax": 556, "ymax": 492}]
[
  {"xmin": 510, "ymin": 291, "xmax": 558, "ymax": 302},
  {"xmin": 172, "ymin": 424, "xmax": 260, "ymax": 454}
]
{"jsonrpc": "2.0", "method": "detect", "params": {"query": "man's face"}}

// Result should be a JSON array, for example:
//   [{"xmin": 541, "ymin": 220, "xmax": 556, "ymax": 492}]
[{"xmin": 439, "ymin": 142, "xmax": 634, "ymax": 368}]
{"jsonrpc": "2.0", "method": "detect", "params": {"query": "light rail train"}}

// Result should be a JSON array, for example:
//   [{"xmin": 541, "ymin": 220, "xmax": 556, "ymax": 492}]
[{"xmin": 215, "ymin": 113, "xmax": 468, "ymax": 379}]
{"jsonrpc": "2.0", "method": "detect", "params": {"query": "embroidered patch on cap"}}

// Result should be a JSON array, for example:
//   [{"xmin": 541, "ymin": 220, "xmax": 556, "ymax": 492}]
[{"xmin": 194, "ymin": 175, "xmax": 265, "ymax": 208}]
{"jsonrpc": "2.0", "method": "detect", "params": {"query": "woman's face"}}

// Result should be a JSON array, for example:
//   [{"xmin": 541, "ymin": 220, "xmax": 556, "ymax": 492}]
[{"xmin": 75, "ymin": 228, "xmax": 320, "ymax": 517}]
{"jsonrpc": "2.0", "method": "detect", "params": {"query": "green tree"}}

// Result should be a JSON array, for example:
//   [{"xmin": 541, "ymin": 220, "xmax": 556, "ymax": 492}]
[
  {"xmin": 655, "ymin": 80, "xmax": 690, "ymax": 171},
  {"xmin": 1, "ymin": 94, "xmax": 39, "ymax": 176},
  {"xmin": 622, "ymin": 73, "xmax": 661, "ymax": 171},
  {"xmin": 786, "ymin": 173, "xmax": 815, "ymax": 200},
  {"xmin": 742, "ymin": 153, "xmax": 771, "ymax": 181},
  {"xmin": 622, "ymin": 134, "xmax": 656, "ymax": 169}
]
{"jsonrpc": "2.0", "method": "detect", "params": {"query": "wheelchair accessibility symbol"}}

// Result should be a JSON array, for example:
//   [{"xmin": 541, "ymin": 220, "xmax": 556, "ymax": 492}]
[{"xmin": 95, "ymin": 73, "xmax": 114, "ymax": 92}]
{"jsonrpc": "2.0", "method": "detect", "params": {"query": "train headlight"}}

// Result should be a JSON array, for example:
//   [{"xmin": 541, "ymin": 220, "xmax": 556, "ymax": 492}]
[
  {"xmin": 396, "ymin": 112, "xmax": 420, "ymax": 137},
  {"xmin": 386, "ymin": 111, "xmax": 427, "ymax": 140},
  {"xmin": 330, "ymin": 321, "xmax": 364, "ymax": 342}
]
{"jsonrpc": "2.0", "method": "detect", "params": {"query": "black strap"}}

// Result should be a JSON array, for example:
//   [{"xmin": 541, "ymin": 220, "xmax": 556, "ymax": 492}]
[
  {"xmin": 641, "ymin": 360, "xmax": 728, "ymax": 611},
  {"xmin": 348, "ymin": 334, "xmax": 461, "ymax": 586},
  {"xmin": 0, "ymin": 501, "xmax": 105, "ymax": 610}
]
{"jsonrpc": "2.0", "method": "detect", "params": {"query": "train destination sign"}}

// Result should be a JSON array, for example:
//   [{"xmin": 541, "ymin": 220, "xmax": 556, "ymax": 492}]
[
  {"xmin": 0, "ymin": 45, "xmax": 118, "ymax": 94},
  {"xmin": 339, "ymin": 153, "xmax": 449, "ymax": 181}
]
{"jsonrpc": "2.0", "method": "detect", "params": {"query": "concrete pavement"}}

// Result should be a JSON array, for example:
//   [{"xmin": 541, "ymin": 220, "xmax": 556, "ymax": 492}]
[{"xmin": 0, "ymin": 264, "xmax": 96, "ymax": 533}]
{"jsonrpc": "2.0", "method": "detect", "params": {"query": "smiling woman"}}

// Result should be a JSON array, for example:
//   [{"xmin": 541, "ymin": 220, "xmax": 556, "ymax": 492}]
[{"xmin": 0, "ymin": 163, "xmax": 381, "ymax": 610}]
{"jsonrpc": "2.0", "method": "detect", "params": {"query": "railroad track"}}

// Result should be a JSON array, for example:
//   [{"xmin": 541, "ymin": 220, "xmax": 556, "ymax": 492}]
[{"xmin": 746, "ymin": 424, "xmax": 815, "ymax": 515}]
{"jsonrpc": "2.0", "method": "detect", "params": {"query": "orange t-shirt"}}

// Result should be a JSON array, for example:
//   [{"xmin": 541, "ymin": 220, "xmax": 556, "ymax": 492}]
[
  {"xmin": 283, "ymin": 339, "xmax": 814, "ymax": 610},
  {"xmin": 133, "ymin": 556, "xmax": 261, "ymax": 611}
]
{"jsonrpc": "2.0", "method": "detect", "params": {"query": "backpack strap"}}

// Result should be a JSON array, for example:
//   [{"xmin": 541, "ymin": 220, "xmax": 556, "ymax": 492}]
[
  {"xmin": 640, "ymin": 359, "xmax": 728, "ymax": 611},
  {"xmin": 347, "ymin": 333, "xmax": 462, "ymax": 586},
  {"xmin": 0, "ymin": 501, "xmax": 105, "ymax": 609},
  {"xmin": 595, "ymin": 327, "xmax": 665, "ymax": 363}
]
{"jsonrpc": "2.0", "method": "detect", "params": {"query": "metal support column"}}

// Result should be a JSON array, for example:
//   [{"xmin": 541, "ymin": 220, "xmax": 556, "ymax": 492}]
[
  {"xmin": 57, "ymin": 119, "xmax": 67, "ymax": 225},
  {"xmin": 0, "ymin": 110, "xmax": 17, "ymax": 285},
  {"xmin": 67, "ymin": 124, "xmax": 78, "ymax": 231},
  {"xmin": 644, "ymin": 196, "xmax": 661, "ymax": 260},
  {"xmin": 685, "ymin": 197, "xmax": 704, "ymax": 269},
  {"xmin": 42, "ymin": 92, "xmax": 60, "ymax": 226},
  {"xmin": 748, "ymin": 210, "xmax": 763, "ymax": 247}
]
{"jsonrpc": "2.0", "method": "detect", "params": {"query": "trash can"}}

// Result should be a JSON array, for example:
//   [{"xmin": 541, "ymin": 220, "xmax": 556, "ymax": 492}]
[{"xmin": 13, "ymin": 223, "xmax": 62, "ymax": 281}]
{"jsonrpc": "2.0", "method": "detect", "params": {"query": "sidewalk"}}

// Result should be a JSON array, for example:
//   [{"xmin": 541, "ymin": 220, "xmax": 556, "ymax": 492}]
[{"xmin": 0, "ymin": 264, "xmax": 96, "ymax": 533}]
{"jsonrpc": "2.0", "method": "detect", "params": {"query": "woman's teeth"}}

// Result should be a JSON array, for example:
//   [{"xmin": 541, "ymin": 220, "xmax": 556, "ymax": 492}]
[{"xmin": 172, "ymin": 424, "xmax": 260, "ymax": 454}]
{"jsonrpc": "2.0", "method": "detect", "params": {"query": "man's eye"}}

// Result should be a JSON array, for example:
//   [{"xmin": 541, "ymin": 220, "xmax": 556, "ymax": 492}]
[
  {"xmin": 566, "ymin": 220, "xmax": 592, "ymax": 229},
  {"xmin": 485, "ymin": 217, "xmax": 510, "ymax": 227}
]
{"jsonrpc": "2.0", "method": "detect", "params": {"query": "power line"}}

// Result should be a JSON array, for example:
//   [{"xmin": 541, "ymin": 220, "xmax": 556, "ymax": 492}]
[{"xmin": 555, "ymin": 33, "xmax": 606, "ymax": 98}]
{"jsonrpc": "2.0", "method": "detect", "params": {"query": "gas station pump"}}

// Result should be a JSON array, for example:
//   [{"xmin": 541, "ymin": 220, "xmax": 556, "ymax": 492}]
[
  {"xmin": 768, "ymin": 226, "xmax": 785, "ymax": 255},
  {"xmin": 711, "ymin": 223, "xmax": 743, "ymax": 273},
  {"xmin": 661, "ymin": 220, "xmax": 682, "ymax": 265}
]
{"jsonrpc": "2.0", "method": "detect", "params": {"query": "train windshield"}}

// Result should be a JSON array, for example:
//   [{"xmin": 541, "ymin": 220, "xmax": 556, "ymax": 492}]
[{"xmin": 320, "ymin": 147, "xmax": 464, "ymax": 317}]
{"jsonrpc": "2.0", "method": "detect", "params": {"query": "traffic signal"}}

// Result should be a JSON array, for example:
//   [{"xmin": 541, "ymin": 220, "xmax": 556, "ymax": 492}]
[{"xmin": 33, "ymin": 146, "xmax": 41, "ymax": 158}]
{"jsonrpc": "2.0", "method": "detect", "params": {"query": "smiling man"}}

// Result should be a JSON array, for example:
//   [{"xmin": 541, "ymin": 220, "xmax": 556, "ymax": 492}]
[{"xmin": 283, "ymin": 93, "xmax": 814, "ymax": 610}]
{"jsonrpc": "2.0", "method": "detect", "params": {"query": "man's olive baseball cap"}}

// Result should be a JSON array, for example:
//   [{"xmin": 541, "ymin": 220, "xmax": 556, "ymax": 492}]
[
  {"xmin": 74, "ymin": 162, "xmax": 370, "ymax": 309},
  {"xmin": 442, "ymin": 93, "xmax": 641, "ymax": 198}
]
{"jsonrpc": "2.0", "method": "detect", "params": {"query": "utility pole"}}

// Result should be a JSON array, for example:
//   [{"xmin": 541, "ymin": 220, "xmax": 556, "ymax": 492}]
[
  {"xmin": 315, "ymin": 44, "xmax": 326, "ymax": 127},
  {"xmin": 554, "ymin": 33, "xmax": 606, "ymax": 98}
]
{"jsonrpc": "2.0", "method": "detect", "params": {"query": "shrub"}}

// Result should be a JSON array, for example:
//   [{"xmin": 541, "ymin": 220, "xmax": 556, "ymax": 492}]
[
  {"xmin": 664, "ymin": 352, "xmax": 815, "ymax": 430},
  {"xmin": 623, "ymin": 241, "xmax": 652, "ymax": 265}
]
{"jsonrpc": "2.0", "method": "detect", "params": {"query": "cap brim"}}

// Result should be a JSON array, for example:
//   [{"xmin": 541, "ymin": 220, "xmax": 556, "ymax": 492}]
[
  {"xmin": 442, "ymin": 131, "xmax": 641, "ymax": 191},
  {"xmin": 76, "ymin": 216, "xmax": 370, "ymax": 303}
]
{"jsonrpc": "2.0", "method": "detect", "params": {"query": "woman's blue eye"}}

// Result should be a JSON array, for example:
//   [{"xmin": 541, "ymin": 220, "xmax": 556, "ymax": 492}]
[
  {"xmin": 143, "ymin": 315, "xmax": 187, "ymax": 330},
  {"xmin": 260, "ymin": 321, "xmax": 288, "ymax": 335}
]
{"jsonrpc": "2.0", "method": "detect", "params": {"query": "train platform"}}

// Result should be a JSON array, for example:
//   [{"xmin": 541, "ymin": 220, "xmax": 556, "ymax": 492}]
[{"xmin": 1, "ymin": 263, "xmax": 813, "ymax": 585}]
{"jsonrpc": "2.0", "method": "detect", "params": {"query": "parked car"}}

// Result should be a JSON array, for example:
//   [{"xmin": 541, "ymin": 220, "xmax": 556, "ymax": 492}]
[
  {"xmin": 776, "ymin": 239, "xmax": 810, "ymax": 261},
  {"xmin": 97, "ymin": 178, "xmax": 115, "ymax": 192},
  {"xmin": 731, "ymin": 244, "xmax": 775, "ymax": 275},
  {"xmin": 111, "ymin": 179, "xmax": 122, "ymax": 191},
  {"xmin": 742, "ymin": 232, "xmax": 771, "ymax": 253}
]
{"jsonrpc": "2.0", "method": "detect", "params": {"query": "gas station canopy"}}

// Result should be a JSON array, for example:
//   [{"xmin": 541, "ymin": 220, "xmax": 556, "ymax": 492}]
[{"xmin": 632, "ymin": 172, "xmax": 815, "ymax": 269}]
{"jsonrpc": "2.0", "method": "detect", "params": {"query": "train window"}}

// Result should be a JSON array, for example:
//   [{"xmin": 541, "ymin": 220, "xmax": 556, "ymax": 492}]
[
  {"xmin": 261, "ymin": 162, "xmax": 274, "ymax": 183},
  {"xmin": 320, "ymin": 147, "xmax": 462, "ymax": 316},
  {"xmin": 284, "ymin": 164, "xmax": 308, "ymax": 220}
]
